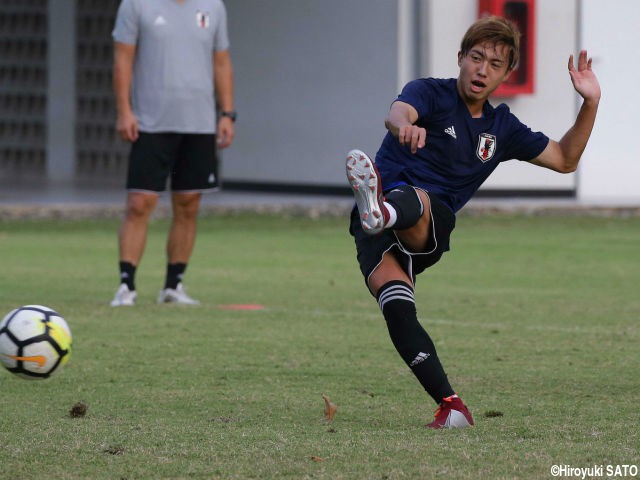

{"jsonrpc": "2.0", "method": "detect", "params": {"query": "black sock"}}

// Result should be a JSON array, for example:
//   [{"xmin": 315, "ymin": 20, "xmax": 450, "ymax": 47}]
[
  {"xmin": 119, "ymin": 261, "xmax": 136, "ymax": 291},
  {"xmin": 384, "ymin": 185, "xmax": 424, "ymax": 229},
  {"xmin": 165, "ymin": 263, "xmax": 187, "ymax": 289},
  {"xmin": 377, "ymin": 280, "xmax": 454, "ymax": 403}
]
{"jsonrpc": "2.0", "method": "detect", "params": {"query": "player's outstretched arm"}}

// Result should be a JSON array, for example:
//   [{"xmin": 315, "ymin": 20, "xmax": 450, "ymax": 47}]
[
  {"xmin": 531, "ymin": 50, "xmax": 601, "ymax": 173},
  {"xmin": 385, "ymin": 101, "xmax": 426, "ymax": 154}
]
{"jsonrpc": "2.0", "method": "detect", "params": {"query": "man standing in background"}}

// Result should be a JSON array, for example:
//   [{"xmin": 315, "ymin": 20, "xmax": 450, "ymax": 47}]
[{"xmin": 110, "ymin": 0, "xmax": 236, "ymax": 306}]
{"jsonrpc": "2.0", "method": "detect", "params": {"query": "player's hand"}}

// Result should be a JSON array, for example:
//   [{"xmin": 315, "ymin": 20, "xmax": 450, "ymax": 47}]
[
  {"xmin": 568, "ymin": 50, "xmax": 601, "ymax": 103},
  {"xmin": 116, "ymin": 111, "xmax": 139, "ymax": 142},
  {"xmin": 217, "ymin": 117, "xmax": 235, "ymax": 149},
  {"xmin": 398, "ymin": 124, "xmax": 426, "ymax": 154}
]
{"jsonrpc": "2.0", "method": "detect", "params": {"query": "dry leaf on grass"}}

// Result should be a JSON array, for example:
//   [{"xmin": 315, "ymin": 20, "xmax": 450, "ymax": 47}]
[
  {"xmin": 322, "ymin": 394, "xmax": 337, "ymax": 421},
  {"xmin": 310, "ymin": 456, "xmax": 324, "ymax": 462}
]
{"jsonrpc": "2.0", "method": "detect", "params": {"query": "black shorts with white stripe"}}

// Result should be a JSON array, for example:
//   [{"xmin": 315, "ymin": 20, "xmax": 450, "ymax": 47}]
[{"xmin": 349, "ymin": 189, "xmax": 456, "ymax": 286}]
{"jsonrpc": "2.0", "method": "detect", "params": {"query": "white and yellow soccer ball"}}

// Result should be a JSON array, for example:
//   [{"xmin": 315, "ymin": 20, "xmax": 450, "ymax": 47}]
[{"xmin": 0, "ymin": 305, "xmax": 72, "ymax": 379}]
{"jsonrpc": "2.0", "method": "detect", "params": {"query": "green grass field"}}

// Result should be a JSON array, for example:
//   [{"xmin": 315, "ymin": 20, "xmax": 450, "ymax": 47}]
[{"xmin": 0, "ymin": 212, "xmax": 638, "ymax": 479}]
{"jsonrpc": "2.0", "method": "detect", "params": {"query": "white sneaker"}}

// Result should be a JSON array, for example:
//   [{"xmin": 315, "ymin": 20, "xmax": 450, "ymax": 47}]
[
  {"xmin": 346, "ymin": 149, "xmax": 387, "ymax": 234},
  {"xmin": 157, "ymin": 283, "xmax": 200, "ymax": 305},
  {"xmin": 110, "ymin": 283, "xmax": 137, "ymax": 306}
]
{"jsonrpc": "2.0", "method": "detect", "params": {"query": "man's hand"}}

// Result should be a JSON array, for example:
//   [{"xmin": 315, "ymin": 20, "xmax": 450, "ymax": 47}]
[
  {"xmin": 568, "ymin": 50, "xmax": 601, "ymax": 103},
  {"xmin": 116, "ymin": 110, "xmax": 138, "ymax": 142},
  {"xmin": 217, "ymin": 116, "xmax": 235, "ymax": 149},
  {"xmin": 398, "ymin": 125, "xmax": 426, "ymax": 154}
]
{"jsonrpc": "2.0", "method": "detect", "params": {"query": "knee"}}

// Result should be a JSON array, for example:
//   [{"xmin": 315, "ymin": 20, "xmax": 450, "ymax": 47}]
[
  {"xmin": 172, "ymin": 194, "xmax": 201, "ymax": 220},
  {"xmin": 394, "ymin": 189, "xmax": 432, "ymax": 250},
  {"xmin": 125, "ymin": 193, "xmax": 157, "ymax": 220},
  {"xmin": 384, "ymin": 185, "xmax": 423, "ymax": 227},
  {"xmin": 414, "ymin": 189, "xmax": 431, "ymax": 223}
]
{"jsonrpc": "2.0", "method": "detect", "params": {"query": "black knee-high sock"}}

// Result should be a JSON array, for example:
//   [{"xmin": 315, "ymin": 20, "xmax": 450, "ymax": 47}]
[
  {"xmin": 119, "ymin": 261, "xmax": 136, "ymax": 291},
  {"xmin": 165, "ymin": 263, "xmax": 187, "ymax": 289},
  {"xmin": 377, "ymin": 280, "xmax": 455, "ymax": 403},
  {"xmin": 384, "ymin": 185, "xmax": 424, "ymax": 230}
]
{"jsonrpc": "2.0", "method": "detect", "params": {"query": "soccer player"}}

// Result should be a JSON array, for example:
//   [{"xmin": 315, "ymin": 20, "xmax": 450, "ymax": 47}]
[
  {"xmin": 110, "ymin": 0, "xmax": 235, "ymax": 306},
  {"xmin": 346, "ymin": 16, "xmax": 600, "ymax": 428}
]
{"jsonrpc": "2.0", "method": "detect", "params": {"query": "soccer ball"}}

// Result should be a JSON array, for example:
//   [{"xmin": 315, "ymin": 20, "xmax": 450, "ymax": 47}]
[{"xmin": 0, "ymin": 305, "xmax": 72, "ymax": 379}]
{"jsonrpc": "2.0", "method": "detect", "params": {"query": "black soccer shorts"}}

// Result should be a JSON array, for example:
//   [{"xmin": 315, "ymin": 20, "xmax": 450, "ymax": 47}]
[
  {"xmin": 349, "ymin": 189, "xmax": 456, "ymax": 287},
  {"xmin": 126, "ymin": 132, "xmax": 219, "ymax": 192}
]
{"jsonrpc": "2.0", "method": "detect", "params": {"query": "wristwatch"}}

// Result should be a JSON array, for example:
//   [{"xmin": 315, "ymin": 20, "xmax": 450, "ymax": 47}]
[{"xmin": 221, "ymin": 111, "xmax": 237, "ymax": 122}]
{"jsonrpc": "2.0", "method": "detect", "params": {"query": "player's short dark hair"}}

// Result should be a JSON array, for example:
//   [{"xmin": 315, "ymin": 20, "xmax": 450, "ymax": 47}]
[{"xmin": 460, "ymin": 16, "xmax": 520, "ymax": 71}]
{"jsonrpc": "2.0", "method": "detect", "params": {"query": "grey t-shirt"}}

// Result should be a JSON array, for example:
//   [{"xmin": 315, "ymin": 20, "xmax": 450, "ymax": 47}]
[{"xmin": 112, "ymin": 0, "xmax": 230, "ymax": 133}]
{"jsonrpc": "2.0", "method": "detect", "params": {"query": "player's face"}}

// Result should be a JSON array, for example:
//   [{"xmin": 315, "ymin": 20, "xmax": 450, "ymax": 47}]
[{"xmin": 457, "ymin": 42, "xmax": 512, "ymax": 105}]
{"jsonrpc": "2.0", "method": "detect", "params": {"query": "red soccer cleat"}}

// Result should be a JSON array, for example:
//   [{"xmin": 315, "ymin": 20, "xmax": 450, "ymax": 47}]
[{"xmin": 426, "ymin": 395, "xmax": 475, "ymax": 429}]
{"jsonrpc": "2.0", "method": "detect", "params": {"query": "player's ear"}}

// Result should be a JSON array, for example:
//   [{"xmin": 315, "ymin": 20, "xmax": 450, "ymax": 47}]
[{"xmin": 457, "ymin": 50, "xmax": 463, "ymax": 67}]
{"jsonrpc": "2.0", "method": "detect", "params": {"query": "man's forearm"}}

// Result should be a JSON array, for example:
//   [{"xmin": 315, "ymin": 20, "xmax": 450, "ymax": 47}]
[
  {"xmin": 214, "ymin": 55, "xmax": 234, "ymax": 112},
  {"xmin": 385, "ymin": 101, "xmax": 417, "ymax": 138},
  {"xmin": 113, "ymin": 44, "xmax": 135, "ymax": 115},
  {"xmin": 558, "ymin": 98, "xmax": 599, "ymax": 169}
]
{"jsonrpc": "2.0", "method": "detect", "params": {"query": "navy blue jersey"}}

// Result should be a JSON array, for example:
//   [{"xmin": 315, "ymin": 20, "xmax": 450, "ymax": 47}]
[{"xmin": 375, "ymin": 78, "xmax": 549, "ymax": 213}]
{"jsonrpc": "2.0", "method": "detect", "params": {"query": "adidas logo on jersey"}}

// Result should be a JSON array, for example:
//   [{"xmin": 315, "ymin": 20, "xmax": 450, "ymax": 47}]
[
  {"xmin": 444, "ymin": 126, "xmax": 457, "ymax": 139},
  {"xmin": 154, "ymin": 15, "xmax": 167, "ymax": 26}
]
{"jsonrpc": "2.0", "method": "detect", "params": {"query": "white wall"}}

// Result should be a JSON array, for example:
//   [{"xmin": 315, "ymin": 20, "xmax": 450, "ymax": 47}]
[
  {"xmin": 220, "ymin": 0, "xmax": 638, "ymax": 203},
  {"xmin": 578, "ymin": 0, "xmax": 640, "ymax": 203}
]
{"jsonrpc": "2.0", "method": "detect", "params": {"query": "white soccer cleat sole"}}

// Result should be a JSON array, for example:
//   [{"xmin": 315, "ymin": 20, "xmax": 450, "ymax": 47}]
[{"xmin": 346, "ymin": 149, "xmax": 385, "ymax": 235}]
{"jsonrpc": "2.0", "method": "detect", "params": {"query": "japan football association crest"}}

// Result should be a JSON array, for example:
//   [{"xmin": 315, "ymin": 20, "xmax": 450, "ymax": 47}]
[
  {"xmin": 196, "ymin": 10, "xmax": 210, "ymax": 28},
  {"xmin": 476, "ymin": 133, "xmax": 497, "ymax": 162}
]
